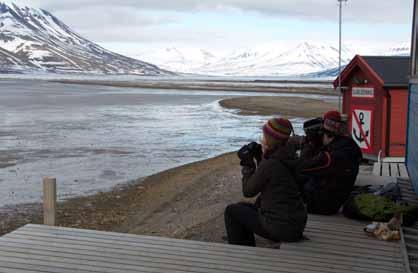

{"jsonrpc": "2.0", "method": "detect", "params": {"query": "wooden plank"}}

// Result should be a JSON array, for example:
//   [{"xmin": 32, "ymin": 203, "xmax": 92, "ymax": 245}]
[
  {"xmin": 303, "ymin": 231, "xmax": 399, "ymax": 248},
  {"xmin": 404, "ymin": 228, "xmax": 418, "ymax": 236},
  {"xmin": 6, "ymin": 231, "xmax": 280, "ymax": 260},
  {"xmin": 3, "ymin": 228, "xmax": 404, "ymax": 260},
  {"xmin": 0, "ymin": 268, "xmax": 42, "ymax": 273},
  {"xmin": 0, "ymin": 239, "xmax": 401, "ymax": 273},
  {"xmin": 399, "ymin": 182, "xmax": 414, "ymax": 191},
  {"xmin": 6, "ymin": 232, "xmax": 402, "ymax": 265},
  {"xmin": 382, "ymin": 157, "xmax": 406, "ymax": 163},
  {"xmin": 17, "ymin": 224, "xmax": 280, "ymax": 256},
  {"xmin": 17, "ymin": 223, "xmax": 403, "ymax": 258},
  {"xmin": 15, "ymin": 225, "xmax": 400, "ymax": 253},
  {"xmin": 0, "ymin": 261, "xmax": 72, "ymax": 273},
  {"xmin": 0, "ymin": 256, "xmax": 156, "ymax": 273},
  {"xmin": 1, "ymin": 224, "xmax": 406, "ymax": 273},
  {"xmin": 4, "ymin": 242, "xmax": 387, "ymax": 273},
  {"xmin": 43, "ymin": 177, "xmax": 57, "ymax": 226},
  {"xmin": 18, "ymin": 223, "xmax": 404, "ymax": 262},
  {"xmin": 1, "ymin": 236, "xmax": 403, "ymax": 271},
  {"xmin": 390, "ymin": 163, "xmax": 400, "ymax": 177},
  {"xmin": 307, "ymin": 214, "xmax": 367, "ymax": 226},
  {"xmin": 0, "ymin": 242, "xmax": 312, "ymax": 273},
  {"xmin": 0, "ymin": 249, "xmax": 276, "ymax": 273},
  {"xmin": 0, "ymin": 243, "xmax": 384, "ymax": 273},
  {"xmin": 400, "ymin": 228, "xmax": 414, "ymax": 273},
  {"xmin": 10, "ymin": 229, "xmax": 402, "ymax": 258},
  {"xmin": 382, "ymin": 163, "xmax": 391, "ymax": 177},
  {"xmin": 373, "ymin": 163, "xmax": 382, "ymax": 176},
  {"xmin": 305, "ymin": 227, "xmax": 397, "ymax": 243},
  {"xmin": 399, "ymin": 164, "xmax": 410, "ymax": 179},
  {"xmin": 19, "ymin": 222, "xmax": 379, "ymax": 254},
  {"xmin": 310, "ymin": 222, "xmax": 366, "ymax": 232},
  {"xmin": 0, "ymin": 246, "xmax": 388, "ymax": 273},
  {"xmin": 27, "ymin": 219, "xmax": 368, "ymax": 235}
]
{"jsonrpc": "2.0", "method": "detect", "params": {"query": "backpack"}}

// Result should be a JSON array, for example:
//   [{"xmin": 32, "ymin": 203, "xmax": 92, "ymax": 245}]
[{"xmin": 342, "ymin": 183, "xmax": 418, "ymax": 225}]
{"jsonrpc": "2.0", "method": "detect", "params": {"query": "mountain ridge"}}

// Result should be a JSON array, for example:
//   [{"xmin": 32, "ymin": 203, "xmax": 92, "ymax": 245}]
[
  {"xmin": 0, "ymin": 2, "xmax": 410, "ymax": 77},
  {"xmin": 136, "ymin": 42, "xmax": 410, "ymax": 77},
  {"xmin": 0, "ymin": 2, "xmax": 172, "ymax": 75}
]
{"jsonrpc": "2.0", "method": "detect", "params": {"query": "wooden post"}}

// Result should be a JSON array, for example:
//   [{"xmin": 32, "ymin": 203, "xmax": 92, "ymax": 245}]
[{"xmin": 43, "ymin": 177, "xmax": 56, "ymax": 226}]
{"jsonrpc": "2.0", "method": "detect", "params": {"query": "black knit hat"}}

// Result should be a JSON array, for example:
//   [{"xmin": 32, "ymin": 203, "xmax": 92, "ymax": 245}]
[{"xmin": 303, "ymin": 117, "xmax": 323, "ymax": 132}]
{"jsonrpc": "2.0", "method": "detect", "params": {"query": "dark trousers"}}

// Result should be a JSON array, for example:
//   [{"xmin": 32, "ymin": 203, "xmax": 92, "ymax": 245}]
[
  {"xmin": 224, "ymin": 202, "xmax": 277, "ymax": 247},
  {"xmin": 303, "ymin": 178, "xmax": 339, "ymax": 215}
]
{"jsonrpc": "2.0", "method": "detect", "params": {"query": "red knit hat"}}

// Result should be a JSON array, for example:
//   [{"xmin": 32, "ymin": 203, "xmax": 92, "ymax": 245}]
[
  {"xmin": 263, "ymin": 118, "xmax": 293, "ymax": 141},
  {"xmin": 323, "ymin": 110, "xmax": 342, "ymax": 134}
]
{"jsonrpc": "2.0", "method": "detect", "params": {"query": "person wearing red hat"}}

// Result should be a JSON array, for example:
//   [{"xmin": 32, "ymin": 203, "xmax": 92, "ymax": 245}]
[
  {"xmin": 293, "ymin": 110, "xmax": 363, "ymax": 215},
  {"xmin": 224, "ymin": 118, "xmax": 307, "ymax": 246}
]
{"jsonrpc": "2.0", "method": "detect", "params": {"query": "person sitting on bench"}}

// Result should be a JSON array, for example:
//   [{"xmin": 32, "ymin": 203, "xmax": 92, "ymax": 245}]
[
  {"xmin": 295, "ymin": 111, "xmax": 363, "ymax": 215},
  {"xmin": 224, "ymin": 118, "xmax": 307, "ymax": 247}
]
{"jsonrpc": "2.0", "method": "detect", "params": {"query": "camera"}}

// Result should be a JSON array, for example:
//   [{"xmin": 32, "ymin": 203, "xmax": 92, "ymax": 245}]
[{"xmin": 238, "ymin": 142, "xmax": 262, "ymax": 164}]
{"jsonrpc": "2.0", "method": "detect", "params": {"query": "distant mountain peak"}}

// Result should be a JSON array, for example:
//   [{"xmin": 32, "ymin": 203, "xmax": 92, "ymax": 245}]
[
  {"xmin": 0, "ymin": 1, "xmax": 172, "ymax": 75},
  {"xmin": 136, "ymin": 42, "xmax": 410, "ymax": 78}
]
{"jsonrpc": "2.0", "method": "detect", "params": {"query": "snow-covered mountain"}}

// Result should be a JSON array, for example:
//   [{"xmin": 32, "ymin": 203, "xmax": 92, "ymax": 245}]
[
  {"xmin": 0, "ymin": 2, "xmax": 410, "ymax": 77},
  {"xmin": 203, "ymin": 42, "xmax": 353, "ymax": 76},
  {"xmin": 136, "ymin": 42, "xmax": 411, "ymax": 77},
  {"xmin": 0, "ymin": 2, "xmax": 172, "ymax": 75},
  {"xmin": 385, "ymin": 42, "xmax": 411, "ymax": 56}
]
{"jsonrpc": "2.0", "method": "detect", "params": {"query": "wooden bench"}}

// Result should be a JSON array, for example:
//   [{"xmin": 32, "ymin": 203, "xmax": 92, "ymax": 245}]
[
  {"xmin": 0, "ymin": 219, "xmax": 407, "ymax": 273},
  {"xmin": 373, "ymin": 162, "xmax": 409, "ymax": 179}
]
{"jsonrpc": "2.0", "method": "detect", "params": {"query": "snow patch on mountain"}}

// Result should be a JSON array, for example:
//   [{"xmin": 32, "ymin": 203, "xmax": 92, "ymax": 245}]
[
  {"xmin": 136, "ymin": 42, "xmax": 410, "ymax": 77},
  {"xmin": 0, "ymin": 2, "xmax": 172, "ymax": 75}
]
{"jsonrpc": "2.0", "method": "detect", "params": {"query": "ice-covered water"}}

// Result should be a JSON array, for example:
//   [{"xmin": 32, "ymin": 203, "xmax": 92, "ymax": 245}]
[{"xmin": 0, "ymin": 79, "xmax": 333, "ymax": 207}]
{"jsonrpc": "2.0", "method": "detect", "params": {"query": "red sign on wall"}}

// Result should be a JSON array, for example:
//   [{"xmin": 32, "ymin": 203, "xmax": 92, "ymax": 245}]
[{"xmin": 352, "ymin": 108, "xmax": 374, "ymax": 153}]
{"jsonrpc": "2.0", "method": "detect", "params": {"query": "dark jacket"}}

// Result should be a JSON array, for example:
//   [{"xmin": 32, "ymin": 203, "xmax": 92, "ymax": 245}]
[
  {"xmin": 241, "ymin": 145, "xmax": 307, "ymax": 242},
  {"xmin": 288, "ymin": 135, "xmax": 323, "ymax": 160},
  {"xmin": 300, "ymin": 138, "xmax": 323, "ymax": 159},
  {"xmin": 294, "ymin": 136, "xmax": 363, "ymax": 215}
]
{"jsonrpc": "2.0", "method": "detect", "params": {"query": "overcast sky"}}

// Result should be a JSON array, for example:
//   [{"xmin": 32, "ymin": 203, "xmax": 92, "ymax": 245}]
[{"xmin": 7, "ymin": 0, "xmax": 415, "ymax": 56}]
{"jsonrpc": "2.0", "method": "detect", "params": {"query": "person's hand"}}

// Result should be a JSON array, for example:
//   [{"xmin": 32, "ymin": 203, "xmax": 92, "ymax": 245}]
[
  {"xmin": 238, "ymin": 142, "xmax": 261, "ymax": 169},
  {"xmin": 254, "ymin": 143, "xmax": 263, "ymax": 165},
  {"xmin": 240, "ymin": 158, "xmax": 256, "ymax": 169}
]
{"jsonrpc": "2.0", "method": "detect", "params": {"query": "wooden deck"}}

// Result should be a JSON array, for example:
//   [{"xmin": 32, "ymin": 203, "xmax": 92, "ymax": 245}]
[
  {"xmin": 0, "ymin": 218, "xmax": 407, "ymax": 273},
  {"xmin": 373, "ymin": 162, "xmax": 409, "ymax": 178}
]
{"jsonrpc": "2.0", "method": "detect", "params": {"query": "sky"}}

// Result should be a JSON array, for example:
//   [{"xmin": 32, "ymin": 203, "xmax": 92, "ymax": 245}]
[{"xmin": 5, "ymin": 0, "xmax": 415, "ymax": 56}]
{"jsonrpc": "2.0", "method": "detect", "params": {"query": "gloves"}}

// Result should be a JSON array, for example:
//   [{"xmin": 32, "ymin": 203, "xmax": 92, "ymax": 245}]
[
  {"xmin": 253, "ymin": 144, "xmax": 263, "ymax": 165},
  {"xmin": 238, "ymin": 142, "xmax": 262, "ymax": 168}
]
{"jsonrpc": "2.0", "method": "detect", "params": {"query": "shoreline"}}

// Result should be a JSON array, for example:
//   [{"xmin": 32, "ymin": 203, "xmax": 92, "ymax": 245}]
[
  {"xmin": 0, "ymin": 152, "xmax": 243, "ymax": 243},
  {"xmin": 52, "ymin": 79, "xmax": 336, "ymax": 95},
  {"xmin": 1, "ymin": 90, "xmax": 337, "ymax": 244},
  {"xmin": 0, "ymin": 150, "xmax": 373, "ymax": 245},
  {"xmin": 219, "ymin": 96, "xmax": 338, "ymax": 118}
]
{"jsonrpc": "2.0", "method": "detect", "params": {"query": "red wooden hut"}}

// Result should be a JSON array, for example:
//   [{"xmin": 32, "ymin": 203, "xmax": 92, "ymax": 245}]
[{"xmin": 334, "ymin": 55, "xmax": 410, "ymax": 160}]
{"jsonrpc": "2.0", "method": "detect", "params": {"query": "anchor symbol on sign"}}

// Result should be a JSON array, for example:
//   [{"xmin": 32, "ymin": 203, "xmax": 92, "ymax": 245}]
[{"xmin": 353, "ymin": 112, "xmax": 369, "ymax": 143}]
